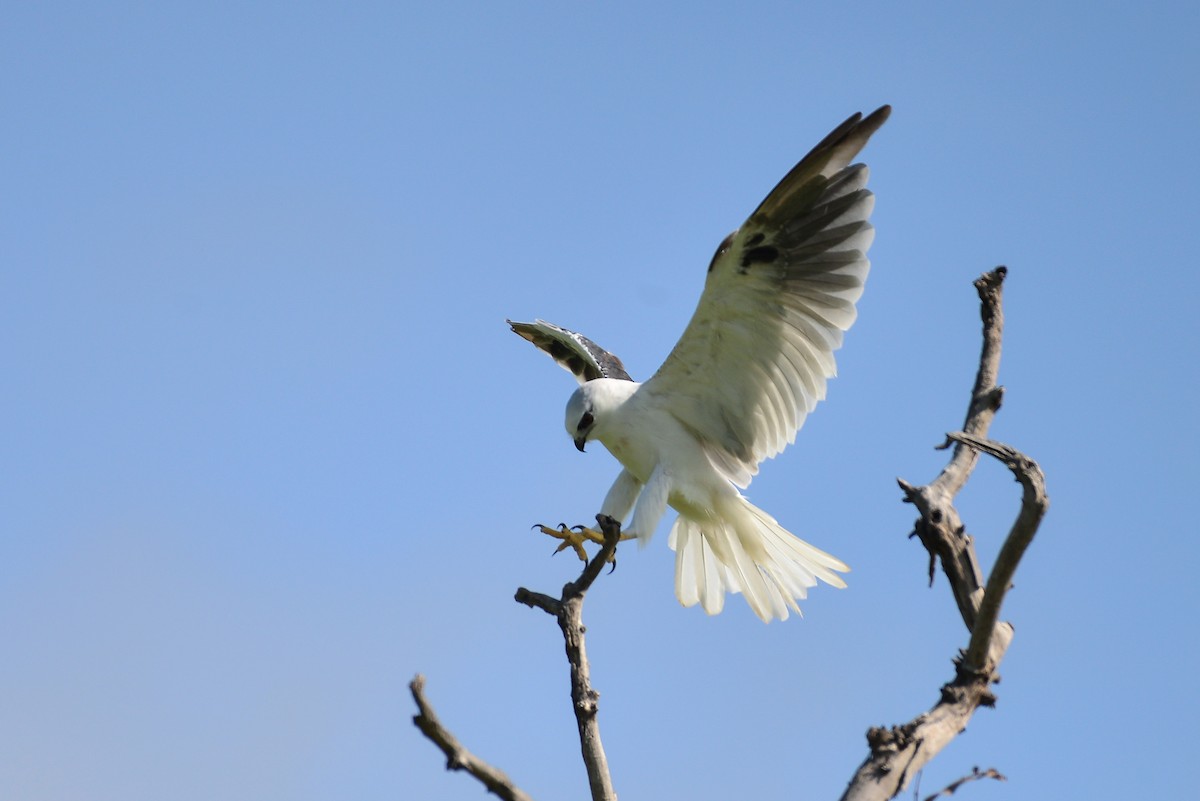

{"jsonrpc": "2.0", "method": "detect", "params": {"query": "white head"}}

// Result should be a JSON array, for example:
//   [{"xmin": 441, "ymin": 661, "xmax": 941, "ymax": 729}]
[{"xmin": 564, "ymin": 378, "xmax": 638, "ymax": 452}]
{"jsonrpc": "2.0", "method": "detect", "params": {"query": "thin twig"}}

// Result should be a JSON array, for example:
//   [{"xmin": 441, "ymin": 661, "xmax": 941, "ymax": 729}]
[
  {"xmin": 409, "ymin": 674, "xmax": 535, "ymax": 801},
  {"xmin": 921, "ymin": 766, "xmax": 1006, "ymax": 801}
]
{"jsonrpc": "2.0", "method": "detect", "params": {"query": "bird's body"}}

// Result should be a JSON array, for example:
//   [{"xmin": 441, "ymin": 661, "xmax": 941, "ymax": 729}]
[
  {"xmin": 511, "ymin": 106, "xmax": 890, "ymax": 622},
  {"xmin": 576, "ymin": 378, "xmax": 730, "ymax": 529},
  {"xmin": 568, "ymin": 376, "xmax": 848, "ymax": 621},
  {"xmin": 570, "ymin": 378, "xmax": 734, "ymax": 531}
]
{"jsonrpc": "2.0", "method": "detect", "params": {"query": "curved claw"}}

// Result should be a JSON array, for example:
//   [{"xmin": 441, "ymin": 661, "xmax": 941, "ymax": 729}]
[
  {"xmin": 530, "ymin": 521, "xmax": 632, "ymax": 565},
  {"xmin": 532, "ymin": 522, "xmax": 590, "ymax": 562}
]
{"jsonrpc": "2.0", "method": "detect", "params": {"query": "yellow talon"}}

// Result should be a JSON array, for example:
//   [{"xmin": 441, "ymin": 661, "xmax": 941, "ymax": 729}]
[{"xmin": 533, "ymin": 522, "xmax": 632, "ymax": 562}]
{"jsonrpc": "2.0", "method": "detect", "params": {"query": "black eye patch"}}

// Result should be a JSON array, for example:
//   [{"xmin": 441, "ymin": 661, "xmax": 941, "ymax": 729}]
[{"xmin": 577, "ymin": 411, "xmax": 594, "ymax": 432}]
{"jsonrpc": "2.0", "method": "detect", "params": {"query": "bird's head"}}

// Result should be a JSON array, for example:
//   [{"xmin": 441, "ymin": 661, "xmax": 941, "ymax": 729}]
[
  {"xmin": 565, "ymin": 385, "xmax": 596, "ymax": 452},
  {"xmin": 564, "ymin": 378, "xmax": 637, "ymax": 453}
]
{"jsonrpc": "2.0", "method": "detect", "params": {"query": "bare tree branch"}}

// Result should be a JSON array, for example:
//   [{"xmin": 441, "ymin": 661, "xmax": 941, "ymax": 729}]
[
  {"xmin": 840, "ymin": 267, "xmax": 1050, "ymax": 801},
  {"xmin": 515, "ymin": 514, "xmax": 621, "ymax": 801},
  {"xmin": 412, "ymin": 515, "xmax": 620, "ymax": 801},
  {"xmin": 409, "ymin": 674, "xmax": 535, "ymax": 801}
]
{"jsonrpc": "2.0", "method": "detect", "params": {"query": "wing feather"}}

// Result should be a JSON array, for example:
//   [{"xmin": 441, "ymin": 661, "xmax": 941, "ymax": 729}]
[{"xmin": 639, "ymin": 106, "xmax": 889, "ymax": 485}]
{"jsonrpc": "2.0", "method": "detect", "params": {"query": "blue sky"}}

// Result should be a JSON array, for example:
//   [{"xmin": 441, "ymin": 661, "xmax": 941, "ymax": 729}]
[{"xmin": 3, "ymin": 2, "xmax": 1197, "ymax": 799}]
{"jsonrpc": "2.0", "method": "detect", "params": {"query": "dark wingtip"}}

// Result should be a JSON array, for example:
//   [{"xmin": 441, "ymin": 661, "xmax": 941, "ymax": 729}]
[{"xmin": 859, "ymin": 104, "xmax": 892, "ymax": 137}]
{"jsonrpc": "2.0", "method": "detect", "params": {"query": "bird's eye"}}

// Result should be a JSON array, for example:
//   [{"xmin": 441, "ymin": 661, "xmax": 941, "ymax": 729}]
[{"xmin": 578, "ymin": 411, "xmax": 594, "ymax": 432}]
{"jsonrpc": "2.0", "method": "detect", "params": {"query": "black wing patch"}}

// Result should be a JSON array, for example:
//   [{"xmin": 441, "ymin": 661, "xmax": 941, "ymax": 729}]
[{"xmin": 507, "ymin": 319, "xmax": 634, "ymax": 384}]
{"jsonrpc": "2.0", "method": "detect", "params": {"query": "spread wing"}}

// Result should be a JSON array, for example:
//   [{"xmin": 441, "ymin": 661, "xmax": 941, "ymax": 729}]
[
  {"xmin": 508, "ymin": 319, "xmax": 634, "ymax": 384},
  {"xmin": 638, "ymin": 105, "xmax": 890, "ymax": 488}
]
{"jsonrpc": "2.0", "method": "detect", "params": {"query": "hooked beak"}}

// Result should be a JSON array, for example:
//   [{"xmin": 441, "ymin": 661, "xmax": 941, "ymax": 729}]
[{"xmin": 574, "ymin": 436, "xmax": 587, "ymax": 452}]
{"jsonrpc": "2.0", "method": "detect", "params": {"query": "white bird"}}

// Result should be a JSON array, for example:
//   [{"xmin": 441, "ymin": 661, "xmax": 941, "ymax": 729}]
[{"xmin": 510, "ymin": 106, "xmax": 889, "ymax": 622}]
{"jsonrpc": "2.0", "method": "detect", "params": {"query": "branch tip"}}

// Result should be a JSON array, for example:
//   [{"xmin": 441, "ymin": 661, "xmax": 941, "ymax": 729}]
[{"xmin": 409, "ymin": 673, "xmax": 535, "ymax": 801}]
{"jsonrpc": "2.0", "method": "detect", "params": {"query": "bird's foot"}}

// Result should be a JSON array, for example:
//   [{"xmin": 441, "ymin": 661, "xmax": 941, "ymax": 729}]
[{"xmin": 534, "ymin": 522, "xmax": 634, "ymax": 563}]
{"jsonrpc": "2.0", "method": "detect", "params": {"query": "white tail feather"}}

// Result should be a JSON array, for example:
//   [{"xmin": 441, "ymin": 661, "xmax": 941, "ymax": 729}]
[{"xmin": 668, "ymin": 497, "xmax": 848, "ymax": 623}]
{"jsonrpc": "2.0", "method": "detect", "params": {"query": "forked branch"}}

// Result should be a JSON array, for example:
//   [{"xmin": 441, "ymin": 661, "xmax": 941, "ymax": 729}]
[
  {"xmin": 411, "ymin": 516, "xmax": 621, "ymax": 801},
  {"xmin": 840, "ymin": 267, "xmax": 1049, "ymax": 801},
  {"xmin": 515, "ymin": 514, "xmax": 622, "ymax": 801}
]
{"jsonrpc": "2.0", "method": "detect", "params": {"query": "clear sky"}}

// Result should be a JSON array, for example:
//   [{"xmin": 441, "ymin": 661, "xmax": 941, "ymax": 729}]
[{"xmin": 3, "ymin": 2, "xmax": 1197, "ymax": 799}]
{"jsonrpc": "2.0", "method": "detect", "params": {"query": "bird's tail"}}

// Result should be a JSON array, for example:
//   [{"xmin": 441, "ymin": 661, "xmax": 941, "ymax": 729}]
[{"xmin": 668, "ymin": 497, "xmax": 848, "ymax": 623}]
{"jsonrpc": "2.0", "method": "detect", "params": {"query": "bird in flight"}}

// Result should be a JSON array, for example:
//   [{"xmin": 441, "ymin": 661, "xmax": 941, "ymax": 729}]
[{"xmin": 510, "ymin": 106, "xmax": 890, "ymax": 622}]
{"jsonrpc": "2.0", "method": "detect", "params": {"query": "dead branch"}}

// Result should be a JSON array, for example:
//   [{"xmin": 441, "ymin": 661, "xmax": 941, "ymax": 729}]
[
  {"xmin": 409, "ymin": 674, "xmax": 535, "ymax": 801},
  {"xmin": 515, "ymin": 514, "xmax": 622, "ymax": 801},
  {"xmin": 411, "ymin": 515, "xmax": 621, "ymax": 801},
  {"xmin": 840, "ymin": 267, "xmax": 1050, "ymax": 801}
]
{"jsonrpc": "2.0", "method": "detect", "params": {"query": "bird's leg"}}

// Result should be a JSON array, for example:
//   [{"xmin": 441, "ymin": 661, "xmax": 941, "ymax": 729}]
[{"xmin": 534, "ymin": 522, "xmax": 635, "ymax": 562}]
